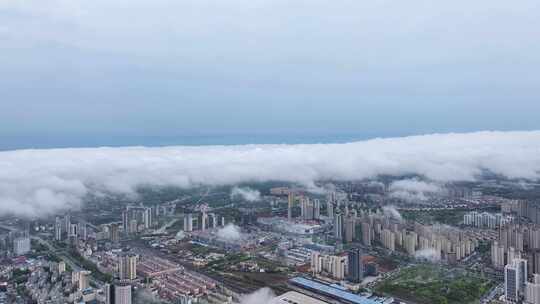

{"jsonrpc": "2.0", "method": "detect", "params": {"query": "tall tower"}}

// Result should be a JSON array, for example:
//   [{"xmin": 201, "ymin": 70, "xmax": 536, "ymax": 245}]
[
  {"xmin": 118, "ymin": 254, "xmax": 137, "ymax": 280},
  {"xmin": 143, "ymin": 208, "xmax": 152, "ymax": 229},
  {"xmin": 64, "ymin": 213, "xmax": 71, "ymax": 235},
  {"xmin": 327, "ymin": 201, "xmax": 334, "ymax": 218},
  {"xmin": 288, "ymin": 192, "xmax": 295, "ymax": 221},
  {"xmin": 184, "ymin": 213, "xmax": 193, "ymax": 232},
  {"xmin": 55, "ymin": 216, "xmax": 63, "ymax": 241},
  {"xmin": 347, "ymin": 248, "xmax": 364, "ymax": 283},
  {"xmin": 104, "ymin": 283, "xmax": 114, "ymax": 304},
  {"xmin": 78, "ymin": 222, "xmax": 87, "ymax": 241},
  {"xmin": 122, "ymin": 210, "xmax": 129, "ymax": 233},
  {"xmin": 78, "ymin": 271, "xmax": 91, "ymax": 290},
  {"xmin": 110, "ymin": 224, "xmax": 119, "ymax": 242},
  {"xmin": 114, "ymin": 282, "xmax": 132, "ymax": 304},
  {"xmin": 334, "ymin": 213, "xmax": 343, "ymax": 241},
  {"xmin": 506, "ymin": 262, "xmax": 520, "ymax": 302},
  {"xmin": 506, "ymin": 258, "xmax": 528, "ymax": 302},
  {"xmin": 314, "ymin": 199, "xmax": 321, "ymax": 219},
  {"xmin": 201, "ymin": 211, "xmax": 208, "ymax": 231},
  {"xmin": 361, "ymin": 222, "xmax": 372, "ymax": 246},
  {"xmin": 211, "ymin": 213, "xmax": 218, "ymax": 229},
  {"xmin": 345, "ymin": 217, "xmax": 356, "ymax": 243},
  {"xmin": 525, "ymin": 274, "xmax": 540, "ymax": 304}
]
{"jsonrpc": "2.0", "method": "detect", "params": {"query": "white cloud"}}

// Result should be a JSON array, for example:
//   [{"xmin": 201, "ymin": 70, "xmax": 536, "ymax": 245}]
[
  {"xmin": 388, "ymin": 178, "xmax": 443, "ymax": 202},
  {"xmin": 414, "ymin": 248, "xmax": 441, "ymax": 262},
  {"xmin": 239, "ymin": 287, "xmax": 276, "ymax": 304},
  {"xmin": 382, "ymin": 205, "xmax": 403, "ymax": 222},
  {"xmin": 1, "ymin": 131, "xmax": 540, "ymax": 217},
  {"xmin": 216, "ymin": 224, "xmax": 242, "ymax": 241},
  {"xmin": 230, "ymin": 186, "xmax": 261, "ymax": 202}
]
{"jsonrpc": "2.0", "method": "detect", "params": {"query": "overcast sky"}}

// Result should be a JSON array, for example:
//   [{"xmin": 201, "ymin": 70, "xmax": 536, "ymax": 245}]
[{"xmin": 1, "ymin": 0, "xmax": 539, "ymax": 145}]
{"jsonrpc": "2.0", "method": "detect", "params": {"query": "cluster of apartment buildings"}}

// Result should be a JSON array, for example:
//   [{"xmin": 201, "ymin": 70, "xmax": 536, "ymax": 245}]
[
  {"xmin": 491, "ymin": 224, "xmax": 540, "ymax": 274},
  {"xmin": 54, "ymin": 213, "xmax": 88, "ymax": 242},
  {"xmin": 0, "ymin": 229, "xmax": 31, "ymax": 256},
  {"xmin": 310, "ymin": 248, "xmax": 370, "ymax": 284},
  {"xmin": 183, "ymin": 211, "xmax": 225, "ymax": 232},
  {"xmin": 502, "ymin": 200, "xmax": 540, "ymax": 225},
  {"xmin": 463, "ymin": 211, "xmax": 514, "ymax": 229},
  {"xmin": 334, "ymin": 209, "xmax": 479, "ymax": 263},
  {"xmin": 121, "ymin": 205, "xmax": 157, "ymax": 234}
]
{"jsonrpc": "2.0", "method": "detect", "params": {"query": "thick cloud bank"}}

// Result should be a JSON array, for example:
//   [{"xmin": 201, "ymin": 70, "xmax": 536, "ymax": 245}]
[{"xmin": 1, "ymin": 131, "xmax": 540, "ymax": 217}]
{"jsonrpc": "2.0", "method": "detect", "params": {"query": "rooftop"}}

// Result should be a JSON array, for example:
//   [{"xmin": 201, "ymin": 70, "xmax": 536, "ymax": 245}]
[{"xmin": 290, "ymin": 277, "xmax": 381, "ymax": 304}]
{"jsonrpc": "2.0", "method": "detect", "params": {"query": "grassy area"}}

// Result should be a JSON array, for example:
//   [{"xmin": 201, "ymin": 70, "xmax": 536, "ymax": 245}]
[
  {"xmin": 189, "ymin": 243, "xmax": 216, "ymax": 257},
  {"xmin": 401, "ymin": 209, "xmax": 467, "ymax": 226},
  {"xmin": 375, "ymin": 265, "xmax": 494, "ymax": 304},
  {"xmin": 207, "ymin": 253, "xmax": 251, "ymax": 271}
]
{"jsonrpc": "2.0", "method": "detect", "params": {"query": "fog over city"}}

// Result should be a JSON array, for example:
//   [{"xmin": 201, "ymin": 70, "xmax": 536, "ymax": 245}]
[{"xmin": 1, "ymin": 130, "xmax": 540, "ymax": 218}]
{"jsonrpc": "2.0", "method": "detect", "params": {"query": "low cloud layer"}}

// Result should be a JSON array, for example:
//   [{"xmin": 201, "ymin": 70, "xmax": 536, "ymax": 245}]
[
  {"xmin": 230, "ymin": 186, "xmax": 261, "ymax": 202},
  {"xmin": 216, "ymin": 224, "xmax": 242, "ymax": 242},
  {"xmin": 388, "ymin": 178, "xmax": 443, "ymax": 202},
  {"xmin": 1, "ymin": 130, "xmax": 540, "ymax": 217}
]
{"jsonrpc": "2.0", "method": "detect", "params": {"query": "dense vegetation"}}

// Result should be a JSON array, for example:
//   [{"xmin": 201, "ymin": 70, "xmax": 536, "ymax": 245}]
[
  {"xmin": 401, "ymin": 209, "xmax": 467, "ymax": 226},
  {"xmin": 69, "ymin": 249, "xmax": 113, "ymax": 283},
  {"xmin": 376, "ymin": 265, "xmax": 494, "ymax": 304}
]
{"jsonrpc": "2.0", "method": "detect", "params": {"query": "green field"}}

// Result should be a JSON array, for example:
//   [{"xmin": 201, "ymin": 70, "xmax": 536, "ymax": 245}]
[
  {"xmin": 401, "ymin": 209, "xmax": 467, "ymax": 226},
  {"xmin": 375, "ymin": 265, "xmax": 494, "ymax": 304}
]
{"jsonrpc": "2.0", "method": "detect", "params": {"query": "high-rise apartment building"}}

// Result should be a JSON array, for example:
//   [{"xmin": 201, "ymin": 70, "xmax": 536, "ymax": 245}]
[
  {"xmin": 288, "ymin": 193, "xmax": 295, "ymax": 221},
  {"xmin": 345, "ymin": 217, "xmax": 355, "ymax": 243},
  {"xmin": 334, "ymin": 213, "xmax": 343, "ymax": 241},
  {"xmin": 110, "ymin": 224, "xmax": 120, "ymax": 242},
  {"xmin": 525, "ymin": 274, "xmax": 540, "ymax": 304},
  {"xmin": 506, "ymin": 261, "xmax": 520, "ymax": 303},
  {"xmin": 310, "ymin": 252, "xmax": 348, "ymax": 280},
  {"xmin": 114, "ymin": 282, "xmax": 132, "ymax": 304},
  {"xmin": 361, "ymin": 222, "xmax": 372, "ymax": 246},
  {"xmin": 347, "ymin": 248, "xmax": 364, "ymax": 283},
  {"xmin": 184, "ymin": 213, "xmax": 193, "ymax": 232},
  {"xmin": 118, "ymin": 254, "xmax": 137, "ymax": 280},
  {"xmin": 327, "ymin": 201, "xmax": 334, "ymax": 218},
  {"xmin": 55, "ymin": 216, "xmax": 63, "ymax": 241},
  {"xmin": 506, "ymin": 258, "xmax": 528, "ymax": 302},
  {"xmin": 78, "ymin": 270, "xmax": 91, "ymax": 290},
  {"xmin": 13, "ymin": 237, "xmax": 30, "ymax": 256},
  {"xmin": 382, "ymin": 229, "xmax": 395, "ymax": 251}
]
